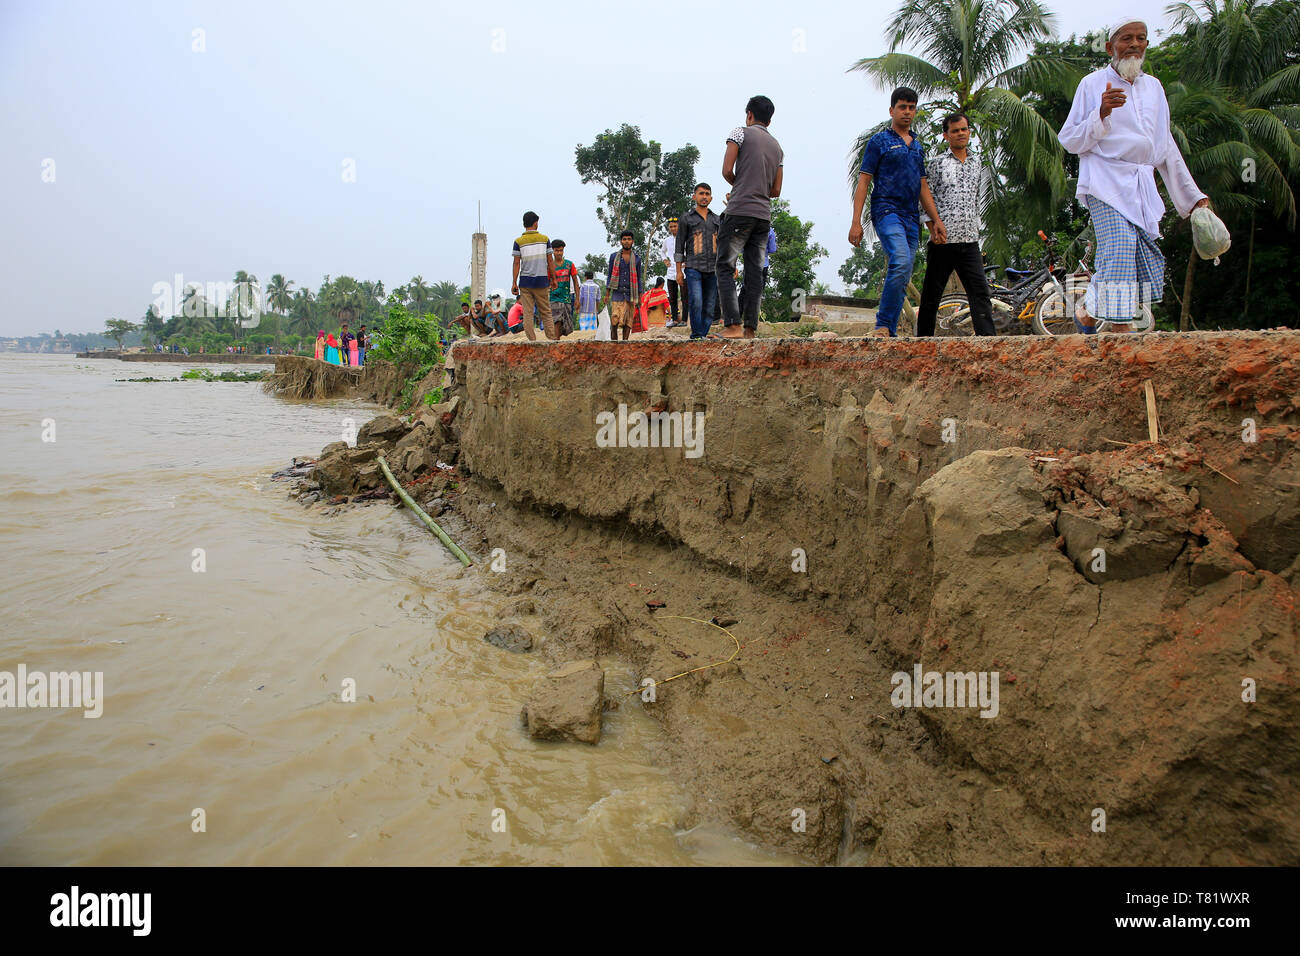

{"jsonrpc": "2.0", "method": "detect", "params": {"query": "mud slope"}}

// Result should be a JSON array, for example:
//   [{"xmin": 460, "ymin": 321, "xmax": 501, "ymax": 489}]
[{"xmin": 441, "ymin": 332, "xmax": 1298, "ymax": 865}]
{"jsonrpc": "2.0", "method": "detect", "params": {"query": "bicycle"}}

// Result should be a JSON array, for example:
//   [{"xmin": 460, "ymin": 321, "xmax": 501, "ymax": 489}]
[{"xmin": 933, "ymin": 230, "xmax": 1068, "ymax": 336}]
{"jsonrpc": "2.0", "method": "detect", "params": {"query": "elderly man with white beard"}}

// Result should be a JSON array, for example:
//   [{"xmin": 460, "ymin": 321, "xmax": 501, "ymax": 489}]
[{"xmin": 1058, "ymin": 19, "xmax": 1210, "ymax": 332}]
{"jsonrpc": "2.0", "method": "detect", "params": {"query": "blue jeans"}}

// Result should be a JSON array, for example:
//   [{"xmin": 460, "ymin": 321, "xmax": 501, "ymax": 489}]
[
  {"xmin": 684, "ymin": 268, "xmax": 718, "ymax": 339},
  {"xmin": 875, "ymin": 213, "xmax": 920, "ymax": 335}
]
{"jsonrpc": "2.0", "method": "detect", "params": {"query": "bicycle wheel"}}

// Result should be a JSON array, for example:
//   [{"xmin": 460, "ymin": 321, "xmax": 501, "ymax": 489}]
[
  {"xmin": 1033, "ymin": 286, "xmax": 1082, "ymax": 336},
  {"xmin": 935, "ymin": 294, "xmax": 973, "ymax": 337}
]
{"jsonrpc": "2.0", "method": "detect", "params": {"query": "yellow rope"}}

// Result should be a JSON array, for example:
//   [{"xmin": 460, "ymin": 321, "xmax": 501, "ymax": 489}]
[{"xmin": 625, "ymin": 615, "xmax": 741, "ymax": 697}]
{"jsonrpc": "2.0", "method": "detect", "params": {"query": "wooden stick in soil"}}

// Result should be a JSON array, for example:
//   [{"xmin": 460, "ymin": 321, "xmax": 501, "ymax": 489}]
[
  {"xmin": 1143, "ymin": 379, "xmax": 1160, "ymax": 443},
  {"xmin": 378, "ymin": 456, "xmax": 473, "ymax": 567}
]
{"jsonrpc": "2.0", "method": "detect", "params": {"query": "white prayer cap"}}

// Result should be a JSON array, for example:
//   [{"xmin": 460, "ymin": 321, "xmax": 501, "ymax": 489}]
[{"xmin": 1109, "ymin": 19, "xmax": 1147, "ymax": 39}]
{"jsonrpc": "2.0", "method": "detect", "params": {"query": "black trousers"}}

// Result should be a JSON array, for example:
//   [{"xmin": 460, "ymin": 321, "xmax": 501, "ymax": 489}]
[
  {"xmin": 666, "ymin": 278, "xmax": 681, "ymax": 323},
  {"xmin": 917, "ymin": 241, "xmax": 996, "ymax": 336}
]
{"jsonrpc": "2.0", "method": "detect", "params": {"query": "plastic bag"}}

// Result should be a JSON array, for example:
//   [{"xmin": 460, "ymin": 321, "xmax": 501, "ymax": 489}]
[
  {"xmin": 594, "ymin": 308, "xmax": 611, "ymax": 341},
  {"xmin": 1191, "ymin": 207, "xmax": 1231, "ymax": 264}
]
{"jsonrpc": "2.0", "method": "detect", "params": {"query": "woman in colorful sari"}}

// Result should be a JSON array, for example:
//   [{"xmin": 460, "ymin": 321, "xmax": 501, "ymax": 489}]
[
  {"xmin": 325, "ymin": 333, "xmax": 340, "ymax": 364},
  {"xmin": 313, "ymin": 329, "xmax": 326, "ymax": 361}
]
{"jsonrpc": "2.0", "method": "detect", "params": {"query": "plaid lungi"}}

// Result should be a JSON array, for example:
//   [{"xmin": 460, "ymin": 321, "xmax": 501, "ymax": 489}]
[{"xmin": 1084, "ymin": 194, "xmax": 1165, "ymax": 320}]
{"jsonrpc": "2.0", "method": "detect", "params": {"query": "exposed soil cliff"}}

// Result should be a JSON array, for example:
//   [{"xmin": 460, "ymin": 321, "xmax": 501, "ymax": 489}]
[{"xmin": 434, "ymin": 332, "xmax": 1298, "ymax": 865}]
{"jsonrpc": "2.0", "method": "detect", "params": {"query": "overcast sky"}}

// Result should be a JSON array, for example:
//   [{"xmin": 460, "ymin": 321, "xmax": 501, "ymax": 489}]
[{"xmin": 0, "ymin": 0, "xmax": 1181, "ymax": 336}]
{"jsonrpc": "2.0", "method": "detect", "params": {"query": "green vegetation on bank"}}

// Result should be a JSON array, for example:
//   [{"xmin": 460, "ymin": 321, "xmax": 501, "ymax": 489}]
[
  {"xmin": 115, "ymin": 368, "xmax": 268, "ymax": 383},
  {"xmin": 368, "ymin": 302, "xmax": 445, "ymax": 411}
]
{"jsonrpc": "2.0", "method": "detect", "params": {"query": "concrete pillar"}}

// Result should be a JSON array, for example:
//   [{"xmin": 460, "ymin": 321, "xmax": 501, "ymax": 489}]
[{"xmin": 471, "ymin": 232, "xmax": 487, "ymax": 305}]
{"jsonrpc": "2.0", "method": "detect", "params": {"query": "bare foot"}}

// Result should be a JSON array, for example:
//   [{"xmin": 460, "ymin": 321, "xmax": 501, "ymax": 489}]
[
  {"xmin": 721, "ymin": 325, "xmax": 744, "ymax": 339},
  {"xmin": 742, "ymin": 328, "xmax": 756, "ymax": 339},
  {"xmin": 871, "ymin": 327, "xmax": 891, "ymax": 338}
]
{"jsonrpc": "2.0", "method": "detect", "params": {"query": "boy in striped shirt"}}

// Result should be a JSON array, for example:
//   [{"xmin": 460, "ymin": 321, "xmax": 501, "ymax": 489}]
[{"xmin": 510, "ymin": 210, "xmax": 558, "ymax": 341}]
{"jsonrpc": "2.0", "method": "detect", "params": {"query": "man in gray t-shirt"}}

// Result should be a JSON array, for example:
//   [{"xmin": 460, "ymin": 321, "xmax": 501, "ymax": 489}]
[{"xmin": 717, "ymin": 95, "xmax": 784, "ymax": 338}]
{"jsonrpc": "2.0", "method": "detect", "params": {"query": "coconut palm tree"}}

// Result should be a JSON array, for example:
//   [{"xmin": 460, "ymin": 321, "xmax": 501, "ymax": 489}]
[
  {"xmin": 1162, "ymin": 0, "xmax": 1300, "ymax": 327},
  {"xmin": 266, "ymin": 274, "xmax": 294, "ymax": 314},
  {"xmin": 179, "ymin": 284, "xmax": 215, "ymax": 323},
  {"xmin": 407, "ymin": 275, "xmax": 431, "ymax": 317},
  {"xmin": 846, "ymin": 0, "xmax": 1085, "ymax": 262},
  {"xmin": 324, "ymin": 276, "xmax": 367, "ymax": 326},
  {"xmin": 288, "ymin": 289, "xmax": 318, "ymax": 337},
  {"xmin": 225, "ymin": 270, "xmax": 261, "ymax": 337},
  {"xmin": 430, "ymin": 280, "xmax": 461, "ymax": 325}
]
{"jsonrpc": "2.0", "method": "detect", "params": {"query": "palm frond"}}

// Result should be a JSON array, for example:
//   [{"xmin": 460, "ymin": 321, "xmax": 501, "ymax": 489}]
[
  {"xmin": 976, "ymin": 86, "xmax": 1066, "ymax": 190},
  {"xmin": 1249, "ymin": 64, "xmax": 1300, "ymax": 111},
  {"xmin": 848, "ymin": 52, "xmax": 953, "ymax": 96},
  {"xmin": 1242, "ymin": 107, "xmax": 1300, "ymax": 175}
]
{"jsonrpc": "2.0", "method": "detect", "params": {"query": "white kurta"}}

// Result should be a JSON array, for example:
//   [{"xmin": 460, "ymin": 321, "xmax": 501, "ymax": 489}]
[{"xmin": 1058, "ymin": 65, "xmax": 1206, "ymax": 237}]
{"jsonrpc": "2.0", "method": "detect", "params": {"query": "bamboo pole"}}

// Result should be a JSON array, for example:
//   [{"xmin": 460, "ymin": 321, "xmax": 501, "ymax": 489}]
[{"xmin": 377, "ymin": 456, "xmax": 473, "ymax": 567}]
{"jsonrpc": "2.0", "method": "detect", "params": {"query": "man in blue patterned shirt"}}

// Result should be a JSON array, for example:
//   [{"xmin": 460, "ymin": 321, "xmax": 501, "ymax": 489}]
[{"xmin": 848, "ymin": 87, "xmax": 946, "ymax": 337}]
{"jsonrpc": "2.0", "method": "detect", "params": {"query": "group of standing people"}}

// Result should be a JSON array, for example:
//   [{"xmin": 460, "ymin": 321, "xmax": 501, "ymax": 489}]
[
  {"xmin": 849, "ymin": 18, "xmax": 1209, "ymax": 337},
  {"xmin": 459, "ymin": 231, "xmax": 595, "ymax": 340},
  {"xmin": 313, "ymin": 323, "xmax": 369, "ymax": 366},
  {"xmin": 428, "ymin": 27, "xmax": 1205, "ymax": 352},
  {"xmin": 467, "ymin": 95, "xmax": 785, "ymax": 344}
]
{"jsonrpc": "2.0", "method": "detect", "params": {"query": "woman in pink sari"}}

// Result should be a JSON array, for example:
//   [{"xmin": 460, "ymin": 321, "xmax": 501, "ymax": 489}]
[{"xmin": 313, "ymin": 330, "xmax": 326, "ymax": 361}]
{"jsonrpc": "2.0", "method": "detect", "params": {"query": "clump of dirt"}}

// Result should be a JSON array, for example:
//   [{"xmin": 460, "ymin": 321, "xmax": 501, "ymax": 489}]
[{"xmin": 280, "ymin": 397, "xmax": 467, "ymax": 513}]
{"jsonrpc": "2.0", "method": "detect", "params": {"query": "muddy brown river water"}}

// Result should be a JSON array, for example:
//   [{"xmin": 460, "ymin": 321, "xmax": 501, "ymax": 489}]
[{"xmin": 0, "ymin": 355, "xmax": 799, "ymax": 865}]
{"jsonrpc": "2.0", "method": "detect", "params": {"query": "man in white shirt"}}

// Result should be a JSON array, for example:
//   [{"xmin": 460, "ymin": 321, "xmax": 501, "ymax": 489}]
[
  {"xmin": 1058, "ymin": 19, "xmax": 1210, "ymax": 332},
  {"xmin": 663, "ymin": 217, "xmax": 682, "ymax": 327}
]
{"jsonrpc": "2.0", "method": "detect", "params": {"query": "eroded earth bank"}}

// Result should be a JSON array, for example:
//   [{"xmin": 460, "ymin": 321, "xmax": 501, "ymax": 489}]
[{"xmin": 281, "ymin": 332, "xmax": 1299, "ymax": 865}]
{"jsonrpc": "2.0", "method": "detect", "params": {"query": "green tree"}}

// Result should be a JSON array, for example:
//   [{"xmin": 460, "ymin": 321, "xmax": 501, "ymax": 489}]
[
  {"xmin": 429, "ymin": 280, "xmax": 462, "ymax": 326},
  {"xmin": 761, "ymin": 200, "xmax": 829, "ymax": 322},
  {"xmin": 141, "ymin": 305, "xmax": 166, "ymax": 346},
  {"xmin": 228, "ymin": 270, "xmax": 261, "ymax": 336},
  {"xmin": 104, "ymin": 318, "xmax": 138, "ymax": 350},
  {"xmin": 406, "ymin": 275, "xmax": 431, "ymax": 317},
  {"xmin": 266, "ymin": 274, "xmax": 294, "ymax": 314},
  {"xmin": 580, "ymin": 253, "xmax": 609, "ymax": 296},
  {"xmin": 575, "ymin": 124, "xmax": 700, "ymax": 282},
  {"xmin": 1161, "ymin": 0, "xmax": 1300, "ymax": 329},
  {"xmin": 323, "ymin": 276, "xmax": 367, "ymax": 327},
  {"xmin": 847, "ymin": 0, "xmax": 1085, "ymax": 262},
  {"xmin": 288, "ymin": 289, "xmax": 317, "ymax": 335},
  {"xmin": 839, "ymin": 241, "xmax": 888, "ymax": 297},
  {"xmin": 179, "ymin": 285, "xmax": 216, "ymax": 328}
]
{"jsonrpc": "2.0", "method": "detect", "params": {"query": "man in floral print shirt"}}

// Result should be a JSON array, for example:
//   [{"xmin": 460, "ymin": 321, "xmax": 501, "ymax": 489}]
[{"xmin": 916, "ymin": 112, "xmax": 996, "ymax": 336}]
